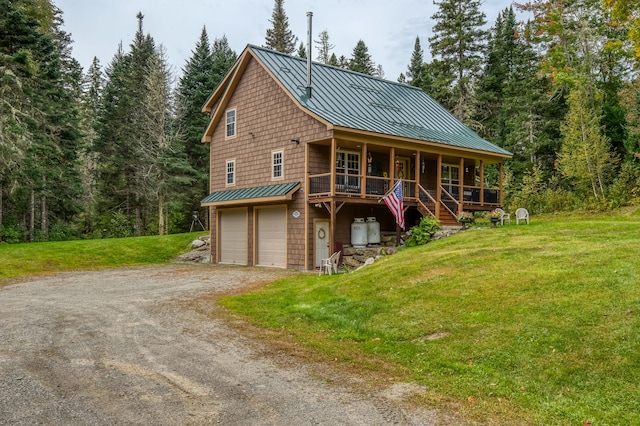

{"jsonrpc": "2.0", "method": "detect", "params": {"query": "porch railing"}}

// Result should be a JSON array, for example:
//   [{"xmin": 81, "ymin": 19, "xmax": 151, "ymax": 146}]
[
  {"xmin": 309, "ymin": 173, "xmax": 501, "ymax": 209},
  {"xmin": 462, "ymin": 185, "xmax": 500, "ymax": 205}
]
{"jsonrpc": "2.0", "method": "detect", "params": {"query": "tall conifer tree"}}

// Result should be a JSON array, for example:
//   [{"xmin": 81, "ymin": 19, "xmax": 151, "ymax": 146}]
[
  {"xmin": 349, "ymin": 40, "xmax": 376, "ymax": 75},
  {"xmin": 429, "ymin": 0, "xmax": 487, "ymax": 125},
  {"xmin": 264, "ymin": 0, "xmax": 297, "ymax": 54}
]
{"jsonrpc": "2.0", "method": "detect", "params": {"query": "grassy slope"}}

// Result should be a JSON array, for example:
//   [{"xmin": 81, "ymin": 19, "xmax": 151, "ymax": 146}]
[
  {"xmin": 221, "ymin": 209, "xmax": 640, "ymax": 424},
  {"xmin": 0, "ymin": 232, "xmax": 207, "ymax": 283}
]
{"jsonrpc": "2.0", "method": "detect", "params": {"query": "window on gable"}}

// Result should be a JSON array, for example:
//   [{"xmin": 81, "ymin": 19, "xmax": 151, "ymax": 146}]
[
  {"xmin": 272, "ymin": 151, "xmax": 283, "ymax": 179},
  {"xmin": 225, "ymin": 108, "xmax": 236, "ymax": 138},
  {"xmin": 226, "ymin": 160, "xmax": 235, "ymax": 185}
]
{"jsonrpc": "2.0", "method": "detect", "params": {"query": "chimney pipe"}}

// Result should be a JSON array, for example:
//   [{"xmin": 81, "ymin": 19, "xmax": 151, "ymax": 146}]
[{"xmin": 306, "ymin": 11, "xmax": 313, "ymax": 99}]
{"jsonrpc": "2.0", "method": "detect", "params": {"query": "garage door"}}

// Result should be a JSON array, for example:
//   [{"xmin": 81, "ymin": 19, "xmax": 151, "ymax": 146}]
[
  {"xmin": 219, "ymin": 209, "xmax": 247, "ymax": 265},
  {"xmin": 256, "ymin": 207, "xmax": 287, "ymax": 268}
]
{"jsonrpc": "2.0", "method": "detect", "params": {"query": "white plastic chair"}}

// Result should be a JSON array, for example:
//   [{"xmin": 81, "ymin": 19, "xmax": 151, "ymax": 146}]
[
  {"xmin": 320, "ymin": 251, "xmax": 341, "ymax": 275},
  {"xmin": 495, "ymin": 208, "xmax": 511, "ymax": 225},
  {"xmin": 515, "ymin": 208, "xmax": 529, "ymax": 225}
]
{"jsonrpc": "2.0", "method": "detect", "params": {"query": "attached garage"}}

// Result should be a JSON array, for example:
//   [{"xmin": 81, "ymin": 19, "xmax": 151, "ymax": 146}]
[
  {"xmin": 256, "ymin": 207, "xmax": 287, "ymax": 268},
  {"xmin": 201, "ymin": 182, "xmax": 300, "ymax": 268},
  {"xmin": 219, "ymin": 208, "xmax": 247, "ymax": 265}
]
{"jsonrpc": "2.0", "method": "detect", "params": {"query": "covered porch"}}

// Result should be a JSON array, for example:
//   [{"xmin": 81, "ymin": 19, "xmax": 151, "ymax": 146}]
[{"xmin": 306, "ymin": 136, "xmax": 506, "ymax": 222}]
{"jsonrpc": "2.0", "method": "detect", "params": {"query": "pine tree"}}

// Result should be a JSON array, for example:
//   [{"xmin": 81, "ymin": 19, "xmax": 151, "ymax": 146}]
[
  {"xmin": 406, "ymin": 36, "xmax": 426, "ymax": 88},
  {"xmin": 78, "ymin": 57, "xmax": 103, "ymax": 234},
  {"xmin": 315, "ymin": 30, "xmax": 334, "ymax": 64},
  {"xmin": 348, "ymin": 40, "xmax": 376, "ymax": 75},
  {"xmin": 264, "ymin": 0, "xmax": 297, "ymax": 54},
  {"xmin": 429, "ymin": 0, "xmax": 488, "ymax": 124},
  {"xmin": 297, "ymin": 41, "xmax": 306, "ymax": 58},
  {"xmin": 95, "ymin": 13, "xmax": 158, "ymax": 236},
  {"xmin": 0, "ymin": 0, "xmax": 83, "ymax": 241},
  {"xmin": 175, "ymin": 30, "xmax": 236, "ymax": 230}
]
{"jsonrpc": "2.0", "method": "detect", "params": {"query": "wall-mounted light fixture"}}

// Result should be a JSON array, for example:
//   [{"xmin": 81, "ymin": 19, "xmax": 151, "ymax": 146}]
[{"xmin": 291, "ymin": 138, "xmax": 300, "ymax": 145}]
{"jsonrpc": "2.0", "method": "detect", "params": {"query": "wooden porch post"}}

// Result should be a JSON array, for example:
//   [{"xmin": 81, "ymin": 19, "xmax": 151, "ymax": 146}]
[
  {"xmin": 415, "ymin": 151, "xmax": 421, "ymax": 197},
  {"xmin": 361, "ymin": 143, "xmax": 367, "ymax": 197},
  {"xmin": 389, "ymin": 147, "xmax": 396, "ymax": 180},
  {"xmin": 330, "ymin": 138, "xmax": 336, "ymax": 196},
  {"xmin": 459, "ymin": 157, "xmax": 464, "ymax": 209},
  {"xmin": 479, "ymin": 159, "xmax": 485, "ymax": 205},
  {"xmin": 330, "ymin": 200, "xmax": 336, "ymax": 254},
  {"xmin": 436, "ymin": 154, "xmax": 442, "ymax": 220},
  {"xmin": 499, "ymin": 161, "xmax": 504, "ymax": 206}
]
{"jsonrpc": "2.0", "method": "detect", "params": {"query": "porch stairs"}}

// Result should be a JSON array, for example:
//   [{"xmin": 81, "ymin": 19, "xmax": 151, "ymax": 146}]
[{"xmin": 417, "ymin": 202, "xmax": 459, "ymax": 227}]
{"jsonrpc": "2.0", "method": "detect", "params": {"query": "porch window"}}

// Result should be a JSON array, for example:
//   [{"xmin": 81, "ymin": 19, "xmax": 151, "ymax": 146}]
[
  {"xmin": 272, "ymin": 150, "xmax": 283, "ymax": 179},
  {"xmin": 336, "ymin": 151, "xmax": 360, "ymax": 193},
  {"xmin": 225, "ymin": 108, "xmax": 236, "ymax": 139},
  {"xmin": 226, "ymin": 160, "xmax": 235, "ymax": 186},
  {"xmin": 442, "ymin": 164, "xmax": 460, "ymax": 197}
]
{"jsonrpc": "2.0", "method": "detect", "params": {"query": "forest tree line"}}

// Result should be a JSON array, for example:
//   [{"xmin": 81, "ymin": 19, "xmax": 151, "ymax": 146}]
[{"xmin": 1, "ymin": 0, "xmax": 640, "ymax": 243}]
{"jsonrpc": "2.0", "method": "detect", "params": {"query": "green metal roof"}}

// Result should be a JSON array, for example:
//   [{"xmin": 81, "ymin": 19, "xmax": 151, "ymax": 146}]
[
  {"xmin": 249, "ymin": 45, "xmax": 511, "ymax": 157},
  {"xmin": 201, "ymin": 182, "xmax": 300, "ymax": 205}
]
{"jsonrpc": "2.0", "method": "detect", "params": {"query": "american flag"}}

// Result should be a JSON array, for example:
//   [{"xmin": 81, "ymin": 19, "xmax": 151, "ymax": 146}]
[{"xmin": 383, "ymin": 179, "xmax": 404, "ymax": 230}]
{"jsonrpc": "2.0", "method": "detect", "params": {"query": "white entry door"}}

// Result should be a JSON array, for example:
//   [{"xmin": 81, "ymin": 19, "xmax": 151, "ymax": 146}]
[{"xmin": 315, "ymin": 220, "xmax": 330, "ymax": 268}]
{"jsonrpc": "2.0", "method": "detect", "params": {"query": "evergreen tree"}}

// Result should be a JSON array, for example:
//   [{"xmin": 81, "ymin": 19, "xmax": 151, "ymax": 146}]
[
  {"xmin": 0, "ymin": 0, "xmax": 83, "ymax": 241},
  {"xmin": 297, "ymin": 41, "xmax": 306, "ymax": 58},
  {"xmin": 78, "ymin": 56, "xmax": 103, "ymax": 234},
  {"xmin": 348, "ymin": 40, "xmax": 376, "ymax": 75},
  {"xmin": 95, "ymin": 13, "xmax": 158, "ymax": 236},
  {"xmin": 175, "ymin": 30, "xmax": 236, "ymax": 230},
  {"xmin": 429, "ymin": 0, "xmax": 488, "ymax": 124},
  {"xmin": 328, "ymin": 53, "xmax": 339, "ymax": 67},
  {"xmin": 406, "ymin": 36, "xmax": 426, "ymax": 88},
  {"xmin": 264, "ymin": 0, "xmax": 297, "ymax": 54},
  {"xmin": 477, "ymin": 9, "xmax": 564, "ymax": 182},
  {"xmin": 315, "ymin": 30, "xmax": 334, "ymax": 64}
]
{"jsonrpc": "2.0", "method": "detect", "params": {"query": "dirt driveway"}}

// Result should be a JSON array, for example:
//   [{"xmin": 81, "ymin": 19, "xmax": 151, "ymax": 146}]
[{"xmin": 0, "ymin": 264, "xmax": 443, "ymax": 425}]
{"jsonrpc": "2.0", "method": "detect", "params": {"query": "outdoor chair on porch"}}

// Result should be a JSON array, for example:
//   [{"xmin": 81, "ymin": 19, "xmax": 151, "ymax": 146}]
[
  {"xmin": 495, "ymin": 208, "xmax": 511, "ymax": 225},
  {"xmin": 515, "ymin": 208, "xmax": 530, "ymax": 224},
  {"xmin": 320, "ymin": 251, "xmax": 341, "ymax": 275}
]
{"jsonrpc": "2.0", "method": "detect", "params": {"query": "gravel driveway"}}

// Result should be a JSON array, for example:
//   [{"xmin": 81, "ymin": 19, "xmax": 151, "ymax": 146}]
[{"xmin": 0, "ymin": 264, "xmax": 443, "ymax": 425}]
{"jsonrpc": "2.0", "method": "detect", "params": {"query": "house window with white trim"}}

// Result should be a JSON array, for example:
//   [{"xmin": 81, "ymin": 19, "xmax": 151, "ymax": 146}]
[
  {"xmin": 226, "ymin": 160, "xmax": 235, "ymax": 185},
  {"xmin": 225, "ymin": 108, "xmax": 236, "ymax": 138},
  {"xmin": 272, "ymin": 150, "xmax": 283, "ymax": 179}
]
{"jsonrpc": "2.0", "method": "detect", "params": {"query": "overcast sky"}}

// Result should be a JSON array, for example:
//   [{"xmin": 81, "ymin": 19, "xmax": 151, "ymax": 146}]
[{"xmin": 54, "ymin": 0, "xmax": 520, "ymax": 81}]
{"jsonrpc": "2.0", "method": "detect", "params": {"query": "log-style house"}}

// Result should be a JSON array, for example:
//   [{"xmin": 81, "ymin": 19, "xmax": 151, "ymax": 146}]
[{"xmin": 201, "ymin": 44, "xmax": 512, "ymax": 270}]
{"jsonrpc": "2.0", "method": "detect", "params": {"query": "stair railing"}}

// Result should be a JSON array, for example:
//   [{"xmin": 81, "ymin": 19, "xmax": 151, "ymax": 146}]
[
  {"xmin": 417, "ymin": 185, "xmax": 437, "ymax": 218},
  {"xmin": 440, "ymin": 186, "xmax": 460, "ymax": 217}
]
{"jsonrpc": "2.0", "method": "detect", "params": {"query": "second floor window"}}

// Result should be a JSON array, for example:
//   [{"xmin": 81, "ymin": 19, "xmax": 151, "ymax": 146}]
[
  {"xmin": 272, "ymin": 151, "xmax": 283, "ymax": 179},
  {"xmin": 226, "ymin": 160, "xmax": 235, "ymax": 185},
  {"xmin": 226, "ymin": 108, "xmax": 236, "ymax": 138}
]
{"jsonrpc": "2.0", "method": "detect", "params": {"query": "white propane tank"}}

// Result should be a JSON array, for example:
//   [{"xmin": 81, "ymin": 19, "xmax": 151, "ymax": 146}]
[
  {"xmin": 351, "ymin": 218, "xmax": 368, "ymax": 248},
  {"xmin": 366, "ymin": 217, "xmax": 381, "ymax": 244}
]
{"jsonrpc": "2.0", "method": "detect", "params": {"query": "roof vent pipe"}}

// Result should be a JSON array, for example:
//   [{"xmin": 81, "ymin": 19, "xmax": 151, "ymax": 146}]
[{"xmin": 306, "ymin": 11, "xmax": 313, "ymax": 99}]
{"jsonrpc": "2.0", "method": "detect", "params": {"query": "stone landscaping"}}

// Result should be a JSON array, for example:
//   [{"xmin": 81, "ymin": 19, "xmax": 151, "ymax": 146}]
[{"xmin": 175, "ymin": 228, "xmax": 463, "ymax": 271}]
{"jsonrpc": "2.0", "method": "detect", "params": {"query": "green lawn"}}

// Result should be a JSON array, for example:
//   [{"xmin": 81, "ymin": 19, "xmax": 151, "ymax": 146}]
[
  {"xmin": 220, "ymin": 208, "xmax": 640, "ymax": 424},
  {"xmin": 0, "ymin": 232, "xmax": 206, "ymax": 284}
]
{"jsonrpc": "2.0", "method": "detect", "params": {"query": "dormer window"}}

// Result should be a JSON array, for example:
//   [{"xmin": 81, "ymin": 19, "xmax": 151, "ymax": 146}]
[{"xmin": 225, "ymin": 108, "xmax": 236, "ymax": 139}]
